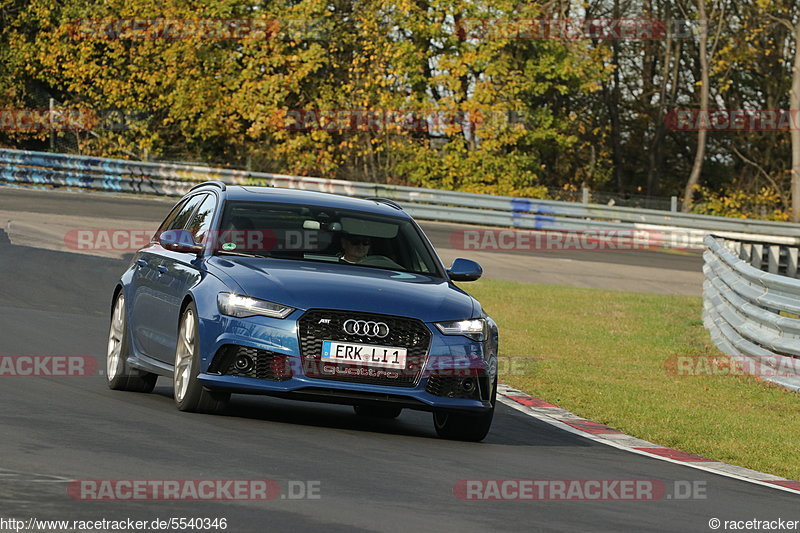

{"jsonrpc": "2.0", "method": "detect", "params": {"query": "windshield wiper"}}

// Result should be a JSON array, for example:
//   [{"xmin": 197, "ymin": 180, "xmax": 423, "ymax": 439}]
[{"xmin": 216, "ymin": 250, "xmax": 263, "ymax": 258}]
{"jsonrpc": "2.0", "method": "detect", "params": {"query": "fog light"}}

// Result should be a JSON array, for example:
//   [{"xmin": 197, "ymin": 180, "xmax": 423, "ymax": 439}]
[
  {"xmin": 234, "ymin": 354, "xmax": 254, "ymax": 373},
  {"xmin": 461, "ymin": 378, "xmax": 476, "ymax": 393}
]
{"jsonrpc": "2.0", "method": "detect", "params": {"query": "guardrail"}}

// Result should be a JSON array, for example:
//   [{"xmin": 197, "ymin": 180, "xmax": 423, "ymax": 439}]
[
  {"xmin": 702, "ymin": 235, "xmax": 800, "ymax": 392},
  {"xmin": 2, "ymin": 147, "xmax": 800, "ymax": 249}
]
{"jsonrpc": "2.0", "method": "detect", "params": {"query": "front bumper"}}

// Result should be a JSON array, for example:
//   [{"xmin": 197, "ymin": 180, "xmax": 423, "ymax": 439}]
[
  {"xmin": 198, "ymin": 373, "xmax": 493, "ymax": 413},
  {"xmin": 196, "ymin": 311, "xmax": 498, "ymax": 414}
]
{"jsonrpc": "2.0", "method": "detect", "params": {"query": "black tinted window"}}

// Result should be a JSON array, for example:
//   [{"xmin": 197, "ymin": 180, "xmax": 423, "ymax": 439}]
[
  {"xmin": 154, "ymin": 198, "xmax": 189, "ymax": 240},
  {"xmin": 168, "ymin": 194, "xmax": 207, "ymax": 232},
  {"xmin": 216, "ymin": 201, "xmax": 441, "ymax": 276},
  {"xmin": 186, "ymin": 194, "xmax": 217, "ymax": 243}
]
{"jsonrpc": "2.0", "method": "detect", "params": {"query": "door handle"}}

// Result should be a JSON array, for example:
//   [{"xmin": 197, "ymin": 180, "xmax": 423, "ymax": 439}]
[
  {"xmin": 157, "ymin": 265, "xmax": 168, "ymax": 274},
  {"xmin": 136, "ymin": 259, "xmax": 147, "ymax": 268}
]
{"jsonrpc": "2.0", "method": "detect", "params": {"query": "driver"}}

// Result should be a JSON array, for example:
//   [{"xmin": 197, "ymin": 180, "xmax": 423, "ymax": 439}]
[
  {"xmin": 339, "ymin": 233, "xmax": 372, "ymax": 263},
  {"xmin": 338, "ymin": 232, "xmax": 402, "ymax": 269}
]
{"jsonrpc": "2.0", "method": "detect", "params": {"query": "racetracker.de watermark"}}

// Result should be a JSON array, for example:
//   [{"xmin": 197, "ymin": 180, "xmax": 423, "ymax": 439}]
[
  {"xmin": 65, "ymin": 228, "xmax": 699, "ymax": 254},
  {"xmin": 66, "ymin": 18, "xmax": 326, "ymax": 41},
  {"xmin": 0, "ymin": 356, "xmax": 97, "ymax": 377},
  {"xmin": 665, "ymin": 109, "xmax": 800, "ymax": 131},
  {"xmin": 455, "ymin": 18, "xmax": 708, "ymax": 41},
  {"xmin": 68, "ymin": 479, "xmax": 321, "ymax": 501},
  {"xmin": 453, "ymin": 479, "xmax": 707, "ymax": 501},
  {"xmin": 64, "ymin": 229, "xmax": 316, "ymax": 252},
  {"xmin": 449, "ymin": 229, "xmax": 695, "ymax": 252},
  {"xmin": 664, "ymin": 355, "xmax": 800, "ymax": 378},
  {"xmin": 455, "ymin": 18, "xmax": 709, "ymax": 40},
  {"xmin": 253, "ymin": 355, "xmax": 528, "ymax": 379},
  {"xmin": 456, "ymin": 18, "xmax": 665, "ymax": 40},
  {"xmin": 0, "ymin": 109, "xmax": 146, "ymax": 132},
  {"xmin": 272, "ymin": 109, "xmax": 524, "ymax": 132}
]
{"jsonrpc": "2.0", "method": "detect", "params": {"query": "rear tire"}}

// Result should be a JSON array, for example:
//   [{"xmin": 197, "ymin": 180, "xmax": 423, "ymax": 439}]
[
  {"xmin": 107, "ymin": 292, "xmax": 157, "ymax": 393},
  {"xmin": 433, "ymin": 377, "xmax": 496, "ymax": 442},
  {"xmin": 173, "ymin": 302, "xmax": 229, "ymax": 413},
  {"xmin": 353, "ymin": 405, "xmax": 403, "ymax": 419}
]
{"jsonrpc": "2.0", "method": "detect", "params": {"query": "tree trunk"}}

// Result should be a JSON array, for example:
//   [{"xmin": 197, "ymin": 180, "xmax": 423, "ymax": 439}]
[
  {"xmin": 647, "ymin": 20, "xmax": 675, "ymax": 196},
  {"xmin": 791, "ymin": 21, "xmax": 800, "ymax": 222},
  {"xmin": 609, "ymin": 0, "xmax": 624, "ymax": 192},
  {"xmin": 682, "ymin": 0, "xmax": 709, "ymax": 212}
]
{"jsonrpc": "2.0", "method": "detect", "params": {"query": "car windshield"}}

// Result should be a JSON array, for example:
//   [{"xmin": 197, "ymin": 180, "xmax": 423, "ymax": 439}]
[{"xmin": 215, "ymin": 201, "xmax": 442, "ymax": 276}]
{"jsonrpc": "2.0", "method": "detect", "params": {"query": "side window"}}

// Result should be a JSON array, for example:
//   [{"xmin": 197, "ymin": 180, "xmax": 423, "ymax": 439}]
[
  {"xmin": 153, "ymin": 198, "xmax": 189, "ymax": 241},
  {"xmin": 152, "ymin": 194, "xmax": 206, "ymax": 244},
  {"xmin": 186, "ymin": 194, "xmax": 217, "ymax": 244},
  {"xmin": 168, "ymin": 194, "xmax": 207, "ymax": 232}
]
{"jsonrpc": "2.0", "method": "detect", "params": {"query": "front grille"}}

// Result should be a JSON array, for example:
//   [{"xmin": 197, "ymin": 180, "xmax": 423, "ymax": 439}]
[
  {"xmin": 209, "ymin": 345, "xmax": 291, "ymax": 381},
  {"xmin": 298, "ymin": 309, "xmax": 431, "ymax": 387},
  {"xmin": 425, "ymin": 375, "xmax": 482, "ymax": 400}
]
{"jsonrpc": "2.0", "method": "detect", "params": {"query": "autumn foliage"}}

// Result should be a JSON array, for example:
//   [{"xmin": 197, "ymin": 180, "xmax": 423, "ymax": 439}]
[{"xmin": 1, "ymin": 0, "xmax": 799, "ymax": 219}]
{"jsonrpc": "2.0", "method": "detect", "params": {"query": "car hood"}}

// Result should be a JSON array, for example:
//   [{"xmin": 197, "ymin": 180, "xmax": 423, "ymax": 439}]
[{"xmin": 206, "ymin": 257, "xmax": 477, "ymax": 322}]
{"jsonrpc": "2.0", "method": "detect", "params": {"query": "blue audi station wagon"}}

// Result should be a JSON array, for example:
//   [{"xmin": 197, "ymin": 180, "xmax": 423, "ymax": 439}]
[{"xmin": 107, "ymin": 182, "xmax": 499, "ymax": 441}]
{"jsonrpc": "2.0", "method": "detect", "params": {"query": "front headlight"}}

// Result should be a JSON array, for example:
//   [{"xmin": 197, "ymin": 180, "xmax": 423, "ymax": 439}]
[
  {"xmin": 435, "ymin": 318, "xmax": 487, "ymax": 341},
  {"xmin": 217, "ymin": 293, "xmax": 295, "ymax": 319}
]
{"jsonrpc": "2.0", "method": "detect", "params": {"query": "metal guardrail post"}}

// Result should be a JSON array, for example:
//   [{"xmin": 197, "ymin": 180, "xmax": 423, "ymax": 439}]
[
  {"xmin": 789, "ymin": 248, "xmax": 799, "ymax": 279},
  {"xmin": 768, "ymin": 245, "xmax": 780, "ymax": 274},
  {"xmin": 737, "ymin": 242, "xmax": 749, "ymax": 262},
  {"xmin": 750, "ymin": 243, "xmax": 763, "ymax": 269}
]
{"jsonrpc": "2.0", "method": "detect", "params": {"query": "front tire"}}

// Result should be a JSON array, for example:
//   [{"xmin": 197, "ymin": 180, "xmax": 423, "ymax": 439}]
[
  {"xmin": 173, "ymin": 302, "xmax": 229, "ymax": 413},
  {"xmin": 107, "ymin": 292, "xmax": 157, "ymax": 393},
  {"xmin": 432, "ymin": 377, "xmax": 496, "ymax": 442}
]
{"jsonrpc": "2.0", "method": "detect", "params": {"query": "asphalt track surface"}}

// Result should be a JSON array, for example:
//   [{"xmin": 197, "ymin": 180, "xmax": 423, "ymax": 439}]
[{"xmin": 0, "ymin": 188, "xmax": 797, "ymax": 532}]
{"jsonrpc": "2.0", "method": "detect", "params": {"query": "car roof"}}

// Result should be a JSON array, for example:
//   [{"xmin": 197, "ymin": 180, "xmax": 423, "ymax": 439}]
[{"xmin": 194, "ymin": 185, "xmax": 411, "ymax": 218}]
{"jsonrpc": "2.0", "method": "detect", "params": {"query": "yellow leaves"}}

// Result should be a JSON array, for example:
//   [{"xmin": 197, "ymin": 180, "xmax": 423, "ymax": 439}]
[
  {"xmin": 2, "ymin": 0, "xmax": 608, "ymax": 189},
  {"xmin": 692, "ymin": 185, "xmax": 790, "ymax": 221}
]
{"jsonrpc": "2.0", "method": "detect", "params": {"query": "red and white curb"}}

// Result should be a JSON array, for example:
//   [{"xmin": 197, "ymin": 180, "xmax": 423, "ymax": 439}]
[{"xmin": 497, "ymin": 383, "xmax": 800, "ymax": 496}]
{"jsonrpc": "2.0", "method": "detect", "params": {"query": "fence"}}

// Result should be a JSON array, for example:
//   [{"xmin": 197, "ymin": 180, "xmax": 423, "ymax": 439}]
[
  {"xmin": 2, "ymin": 147, "xmax": 800, "ymax": 249},
  {"xmin": 702, "ymin": 235, "xmax": 800, "ymax": 391}
]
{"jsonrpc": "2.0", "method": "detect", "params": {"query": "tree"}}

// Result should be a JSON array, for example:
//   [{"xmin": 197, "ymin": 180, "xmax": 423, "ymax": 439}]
[
  {"xmin": 757, "ymin": 0, "xmax": 800, "ymax": 221},
  {"xmin": 682, "ymin": 0, "xmax": 710, "ymax": 211},
  {"xmin": 790, "ymin": 20, "xmax": 800, "ymax": 221}
]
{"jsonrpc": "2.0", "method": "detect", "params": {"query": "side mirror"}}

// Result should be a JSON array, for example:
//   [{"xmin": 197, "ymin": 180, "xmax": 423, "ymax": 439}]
[
  {"xmin": 159, "ymin": 229, "xmax": 203, "ymax": 254},
  {"xmin": 447, "ymin": 258, "xmax": 482, "ymax": 282}
]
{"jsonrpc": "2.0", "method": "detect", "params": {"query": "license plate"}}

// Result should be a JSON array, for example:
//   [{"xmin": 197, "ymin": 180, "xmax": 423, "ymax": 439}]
[{"xmin": 321, "ymin": 341, "xmax": 407, "ymax": 369}]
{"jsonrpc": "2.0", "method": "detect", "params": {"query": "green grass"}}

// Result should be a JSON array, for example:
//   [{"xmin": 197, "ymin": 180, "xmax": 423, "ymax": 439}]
[{"xmin": 461, "ymin": 279, "xmax": 800, "ymax": 480}]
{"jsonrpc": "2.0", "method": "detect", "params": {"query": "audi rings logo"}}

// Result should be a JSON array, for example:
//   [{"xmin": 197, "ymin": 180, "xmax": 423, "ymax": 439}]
[{"xmin": 343, "ymin": 319, "xmax": 390, "ymax": 338}]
